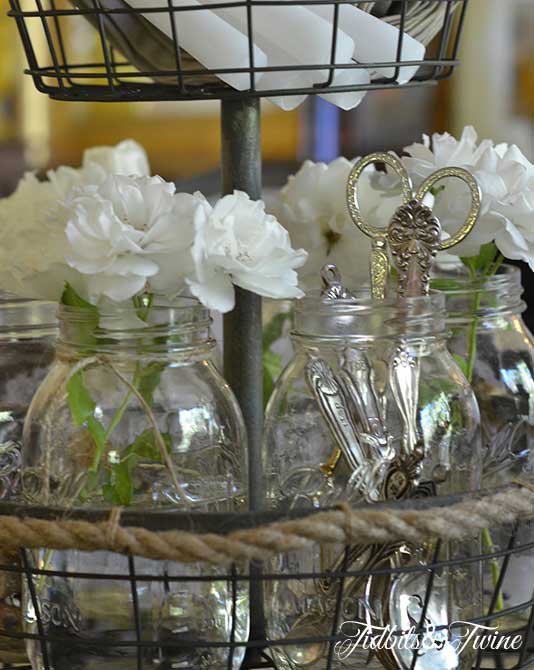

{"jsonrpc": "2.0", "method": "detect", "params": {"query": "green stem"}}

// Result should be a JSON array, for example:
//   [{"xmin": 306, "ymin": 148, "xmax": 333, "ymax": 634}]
[
  {"xmin": 89, "ymin": 362, "xmax": 142, "ymax": 473},
  {"xmin": 486, "ymin": 253, "xmax": 505, "ymax": 279},
  {"xmin": 88, "ymin": 295, "xmax": 153, "ymax": 475},
  {"xmin": 465, "ymin": 289, "xmax": 480, "ymax": 384}
]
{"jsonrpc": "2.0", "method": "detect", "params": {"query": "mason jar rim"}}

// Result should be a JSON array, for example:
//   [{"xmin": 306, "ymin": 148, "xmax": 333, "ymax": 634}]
[
  {"xmin": 0, "ymin": 291, "xmax": 57, "ymax": 307},
  {"xmin": 433, "ymin": 263, "xmax": 526, "ymax": 322},
  {"xmin": 0, "ymin": 292, "xmax": 58, "ymax": 339},
  {"xmin": 431, "ymin": 263, "xmax": 522, "ymax": 294},
  {"xmin": 293, "ymin": 289, "xmax": 447, "ymax": 342},
  {"xmin": 58, "ymin": 294, "xmax": 208, "ymax": 319},
  {"xmin": 296, "ymin": 288, "xmax": 445, "ymax": 313},
  {"xmin": 57, "ymin": 295, "xmax": 213, "ymax": 355}
]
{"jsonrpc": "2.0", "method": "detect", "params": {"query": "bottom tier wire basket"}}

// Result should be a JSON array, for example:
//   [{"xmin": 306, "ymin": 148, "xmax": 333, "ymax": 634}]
[{"xmin": 0, "ymin": 484, "xmax": 532, "ymax": 670}]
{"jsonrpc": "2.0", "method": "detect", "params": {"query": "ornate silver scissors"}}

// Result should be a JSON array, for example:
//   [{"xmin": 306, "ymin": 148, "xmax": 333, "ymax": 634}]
[{"xmin": 346, "ymin": 152, "xmax": 481, "ymax": 299}]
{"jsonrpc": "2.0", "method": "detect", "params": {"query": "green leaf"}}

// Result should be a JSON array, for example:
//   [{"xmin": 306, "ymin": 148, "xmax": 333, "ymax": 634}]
[
  {"xmin": 264, "ymin": 348, "xmax": 283, "ymax": 378},
  {"xmin": 138, "ymin": 363, "xmax": 164, "ymax": 406},
  {"xmin": 132, "ymin": 293, "xmax": 153, "ymax": 322},
  {"xmin": 103, "ymin": 461, "xmax": 133, "ymax": 505},
  {"xmin": 461, "ymin": 242, "xmax": 498, "ymax": 276},
  {"xmin": 61, "ymin": 283, "xmax": 99, "ymax": 347},
  {"xmin": 263, "ymin": 312, "xmax": 290, "ymax": 351},
  {"xmin": 126, "ymin": 428, "xmax": 172, "ymax": 462},
  {"xmin": 452, "ymin": 353, "xmax": 469, "ymax": 378},
  {"xmin": 79, "ymin": 471, "xmax": 100, "ymax": 503},
  {"xmin": 67, "ymin": 370, "xmax": 107, "ymax": 478},
  {"xmin": 87, "ymin": 416, "xmax": 106, "ymax": 450},
  {"xmin": 67, "ymin": 371, "xmax": 96, "ymax": 427},
  {"xmin": 61, "ymin": 283, "xmax": 98, "ymax": 312}
]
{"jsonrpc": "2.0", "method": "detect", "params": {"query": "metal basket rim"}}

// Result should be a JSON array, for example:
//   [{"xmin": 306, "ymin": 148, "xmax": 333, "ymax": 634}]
[{"xmin": 1, "ymin": 484, "xmax": 522, "ymax": 533}]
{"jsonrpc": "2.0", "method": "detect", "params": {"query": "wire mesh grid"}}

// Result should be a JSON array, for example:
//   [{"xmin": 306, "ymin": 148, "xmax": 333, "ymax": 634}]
[
  {"xmin": 0, "ymin": 509, "xmax": 532, "ymax": 670},
  {"xmin": 7, "ymin": 0, "xmax": 469, "ymax": 102}
]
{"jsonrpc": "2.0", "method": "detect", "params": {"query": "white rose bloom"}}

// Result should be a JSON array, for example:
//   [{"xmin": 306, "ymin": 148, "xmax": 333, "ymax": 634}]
[
  {"xmin": 403, "ymin": 127, "xmax": 534, "ymax": 266},
  {"xmin": 82, "ymin": 139, "xmax": 151, "ymax": 181},
  {"xmin": 187, "ymin": 191, "xmax": 307, "ymax": 313},
  {"xmin": 47, "ymin": 139, "xmax": 151, "ymax": 198},
  {"xmin": 274, "ymin": 157, "xmax": 402, "ymax": 290},
  {"xmin": 403, "ymin": 126, "xmax": 494, "ymax": 182},
  {"xmin": 146, "ymin": 191, "xmax": 210, "ymax": 295},
  {"xmin": 0, "ymin": 173, "xmax": 71, "ymax": 300},
  {"xmin": 0, "ymin": 139, "xmax": 152, "ymax": 302},
  {"xmin": 65, "ymin": 174, "xmax": 192, "ymax": 303}
]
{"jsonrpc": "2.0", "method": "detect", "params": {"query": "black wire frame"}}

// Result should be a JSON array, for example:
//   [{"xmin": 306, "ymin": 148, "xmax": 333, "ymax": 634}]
[
  {"xmin": 6, "ymin": 0, "xmax": 470, "ymax": 102},
  {"xmin": 0, "ymin": 519, "xmax": 533, "ymax": 670}
]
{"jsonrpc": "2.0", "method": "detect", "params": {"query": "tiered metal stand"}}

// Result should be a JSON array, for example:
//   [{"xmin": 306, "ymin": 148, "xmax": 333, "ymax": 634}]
[{"xmin": 3, "ymin": 1, "xmax": 493, "ymax": 668}]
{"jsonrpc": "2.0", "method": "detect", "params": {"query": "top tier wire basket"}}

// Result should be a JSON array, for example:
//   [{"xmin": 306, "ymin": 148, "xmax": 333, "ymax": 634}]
[{"xmin": 7, "ymin": 0, "xmax": 469, "ymax": 102}]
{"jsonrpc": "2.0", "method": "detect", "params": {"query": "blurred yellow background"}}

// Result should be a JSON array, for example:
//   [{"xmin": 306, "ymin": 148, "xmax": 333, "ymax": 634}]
[
  {"xmin": 1, "ymin": 0, "xmax": 534, "ymax": 191},
  {"xmin": 0, "ymin": 0, "xmax": 300, "ymax": 182}
]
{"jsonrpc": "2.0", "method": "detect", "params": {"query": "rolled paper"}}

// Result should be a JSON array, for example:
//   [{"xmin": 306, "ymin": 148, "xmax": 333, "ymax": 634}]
[
  {"xmin": 318, "ymin": 65, "xmax": 370, "ymax": 110},
  {"xmin": 125, "ymin": 0, "xmax": 268, "ymax": 90},
  {"xmin": 307, "ymin": 4, "xmax": 426, "ymax": 83},
  {"xmin": 199, "ymin": 1, "xmax": 355, "ymax": 83}
]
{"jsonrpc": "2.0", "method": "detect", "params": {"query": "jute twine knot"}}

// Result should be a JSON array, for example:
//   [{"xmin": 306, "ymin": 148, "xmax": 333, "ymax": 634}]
[{"xmin": 1, "ymin": 482, "xmax": 532, "ymax": 566}]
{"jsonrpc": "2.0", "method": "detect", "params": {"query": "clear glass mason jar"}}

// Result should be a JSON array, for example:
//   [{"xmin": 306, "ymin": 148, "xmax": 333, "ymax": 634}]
[
  {"xmin": 21, "ymin": 297, "xmax": 249, "ymax": 670},
  {"xmin": 437, "ymin": 264, "xmax": 534, "ymax": 637},
  {"xmin": 263, "ymin": 290, "xmax": 482, "ymax": 670},
  {"xmin": 0, "ymin": 294, "xmax": 57, "ymax": 666}
]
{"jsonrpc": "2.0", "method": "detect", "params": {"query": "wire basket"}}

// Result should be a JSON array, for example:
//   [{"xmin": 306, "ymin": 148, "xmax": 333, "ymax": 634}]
[
  {"xmin": 0, "ymin": 485, "xmax": 532, "ymax": 670},
  {"xmin": 7, "ymin": 0, "xmax": 469, "ymax": 102}
]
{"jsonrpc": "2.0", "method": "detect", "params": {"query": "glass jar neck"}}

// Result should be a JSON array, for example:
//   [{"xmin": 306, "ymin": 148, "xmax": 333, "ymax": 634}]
[
  {"xmin": 0, "ymin": 293, "xmax": 57, "ymax": 341},
  {"xmin": 293, "ymin": 290, "xmax": 447, "ymax": 346},
  {"xmin": 57, "ymin": 297, "xmax": 213, "ymax": 359},
  {"xmin": 435, "ymin": 264, "xmax": 525, "ymax": 326}
]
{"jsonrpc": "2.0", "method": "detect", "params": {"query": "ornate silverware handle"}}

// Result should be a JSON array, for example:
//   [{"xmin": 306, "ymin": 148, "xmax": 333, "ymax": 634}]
[
  {"xmin": 388, "ymin": 166, "xmax": 482, "ymax": 297},
  {"xmin": 389, "ymin": 344, "xmax": 421, "ymax": 458},
  {"xmin": 305, "ymin": 357, "xmax": 368, "ymax": 474},
  {"xmin": 339, "ymin": 347, "xmax": 389, "ymax": 456}
]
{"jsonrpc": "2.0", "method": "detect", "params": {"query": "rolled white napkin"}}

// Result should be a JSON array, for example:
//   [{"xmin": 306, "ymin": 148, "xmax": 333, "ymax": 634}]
[
  {"xmin": 198, "ymin": 1, "xmax": 355, "ymax": 83},
  {"xmin": 318, "ymin": 66, "xmax": 370, "ymax": 110},
  {"xmin": 125, "ymin": 0, "xmax": 268, "ymax": 90},
  {"xmin": 307, "ymin": 4, "xmax": 426, "ymax": 83}
]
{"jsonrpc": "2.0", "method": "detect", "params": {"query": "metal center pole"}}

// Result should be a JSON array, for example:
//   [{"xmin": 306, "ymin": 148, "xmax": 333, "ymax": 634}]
[{"xmin": 220, "ymin": 97, "xmax": 267, "ymax": 667}]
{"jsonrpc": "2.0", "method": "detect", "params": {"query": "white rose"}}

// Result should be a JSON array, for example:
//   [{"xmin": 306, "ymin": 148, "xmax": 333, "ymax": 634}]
[
  {"xmin": 403, "ymin": 127, "xmax": 534, "ymax": 267},
  {"xmin": 187, "ymin": 191, "xmax": 307, "ymax": 312},
  {"xmin": 0, "ymin": 173, "xmax": 71, "ymax": 300},
  {"xmin": 82, "ymin": 139, "xmax": 151, "ymax": 180},
  {"xmin": 47, "ymin": 139, "xmax": 151, "ymax": 199},
  {"xmin": 65, "ymin": 174, "xmax": 190, "ymax": 303},
  {"xmin": 274, "ymin": 157, "xmax": 403, "ymax": 290},
  {"xmin": 0, "ymin": 139, "xmax": 153, "ymax": 302},
  {"xmin": 146, "ymin": 191, "xmax": 210, "ymax": 295},
  {"xmin": 403, "ymin": 126, "xmax": 494, "ymax": 181}
]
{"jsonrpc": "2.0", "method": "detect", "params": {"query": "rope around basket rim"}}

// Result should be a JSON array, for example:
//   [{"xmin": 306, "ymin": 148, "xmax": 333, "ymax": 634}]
[{"xmin": 1, "ymin": 482, "xmax": 533, "ymax": 566}]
